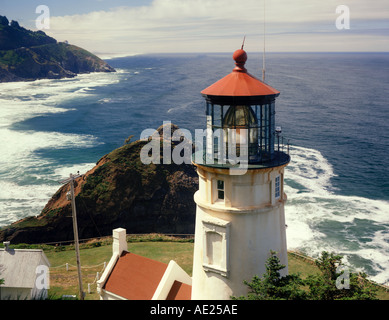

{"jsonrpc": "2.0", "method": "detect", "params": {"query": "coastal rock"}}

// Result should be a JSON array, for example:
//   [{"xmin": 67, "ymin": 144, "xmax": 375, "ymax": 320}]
[
  {"xmin": 0, "ymin": 125, "xmax": 198, "ymax": 244},
  {"xmin": 0, "ymin": 15, "xmax": 115, "ymax": 82}
]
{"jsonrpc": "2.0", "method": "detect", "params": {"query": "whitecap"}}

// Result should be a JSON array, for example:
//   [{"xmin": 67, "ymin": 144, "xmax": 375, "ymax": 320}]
[
  {"xmin": 284, "ymin": 145, "xmax": 389, "ymax": 284},
  {"xmin": 0, "ymin": 71, "xmax": 119, "ymax": 228},
  {"xmin": 0, "ymin": 181, "xmax": 59, "ymax": 226},
  {"xmin": 167, "ymin": 102, "xmax": 193, "ymax": 114},
  {"xmin": 53, "ymin": 163, "xmax": 96, "ymax": 181}
]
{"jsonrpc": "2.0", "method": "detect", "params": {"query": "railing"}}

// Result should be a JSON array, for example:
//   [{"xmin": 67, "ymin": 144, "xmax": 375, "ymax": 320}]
[
  {"xmin": 275, "ymin": 135, "xmax": 291, "ymax": 155},
  {"xmin": 196, "ymin": 135, "xmax": 291, "ymax": 168}
]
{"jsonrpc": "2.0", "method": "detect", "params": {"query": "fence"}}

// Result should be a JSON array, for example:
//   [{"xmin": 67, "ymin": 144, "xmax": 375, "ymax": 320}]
[
  {"xmin": 36, "ymin": 233, "xmax": 195, "ymax": 247},
  {"xmin": 50, "ymin": 261, "xmax": 107, "ymax": 295}
]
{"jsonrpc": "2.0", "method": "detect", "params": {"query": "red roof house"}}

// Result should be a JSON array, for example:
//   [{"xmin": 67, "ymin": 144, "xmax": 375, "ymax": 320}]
[{"xmin": 97, "ymin": 228, "xmax": 192, "ymax": 300}]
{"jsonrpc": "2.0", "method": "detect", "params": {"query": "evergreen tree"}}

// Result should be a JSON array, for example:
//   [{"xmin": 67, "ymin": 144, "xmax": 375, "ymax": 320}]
[
  {"xmin": 235, "ymin": 251, "xmax": 378, "ymax": 300},
  {"xmin": 305, "ymin": 251, "xmax": 378, "ymax": 300},
  {"xmin": 233, "ymin": 251, "xmax": 307, "ymax": 300},
  {"xmin": 0, "ymin": 15, "xmax": 9, "ymax": 26}
]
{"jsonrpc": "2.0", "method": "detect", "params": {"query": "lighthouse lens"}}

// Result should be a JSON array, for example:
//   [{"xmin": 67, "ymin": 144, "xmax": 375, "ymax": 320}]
[{"xmin": 223, "ymin": 105, "xmax": 259, "ymax": 159}]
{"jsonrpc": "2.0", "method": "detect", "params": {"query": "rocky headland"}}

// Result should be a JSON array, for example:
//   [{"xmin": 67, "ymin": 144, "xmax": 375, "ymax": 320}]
[
  {"xmin": 0, "ymin": 15, "xmax": 115, "ymax": 82},
  {"xmin": 0, "ymin": 125, "xmax": 198, "ymax": 244}
]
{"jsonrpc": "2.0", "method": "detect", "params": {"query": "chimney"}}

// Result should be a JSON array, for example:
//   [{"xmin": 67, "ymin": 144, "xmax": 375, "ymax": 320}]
[
  {"xmin": 3, "ymin": 241, "xmax": 10, "ymax": 250},
  {"xmin": 112, "ymin": 228, "xmax": 127, "ymax": 255}
]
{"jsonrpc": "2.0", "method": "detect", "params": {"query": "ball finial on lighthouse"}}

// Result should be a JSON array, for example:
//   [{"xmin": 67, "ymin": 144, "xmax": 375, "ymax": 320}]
[{"xmin": 232, "ymin": 49, "xmax": 247, "ymax": 72}]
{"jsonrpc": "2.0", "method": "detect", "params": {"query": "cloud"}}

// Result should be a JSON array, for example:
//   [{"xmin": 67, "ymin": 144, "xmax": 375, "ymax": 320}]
[{"xmin": 45, "ymin": 0, "xmax": 389, "ymax": 55}]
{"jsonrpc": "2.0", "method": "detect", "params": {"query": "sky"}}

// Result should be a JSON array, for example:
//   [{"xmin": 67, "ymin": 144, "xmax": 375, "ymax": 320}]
[{"xmin": 0, "ymin": 0, "xmax": 388, "ymax": 56}]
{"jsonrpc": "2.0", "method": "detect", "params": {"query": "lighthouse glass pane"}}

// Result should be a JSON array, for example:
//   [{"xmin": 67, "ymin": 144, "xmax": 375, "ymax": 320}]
[
  {"xmin": 257, "ymin": 103, "xmax": 275, "ymax": 160},
  {"xmin": 269, "ymin": 102, "xmax": 275, "ymax": 156},
  {"xmin": 262, "ymin": 104, "xmax": 270, "ymax": 154},
  {"xmin": 222, "ymin": 105, "xmax": 258, "ymax": 159},
  {"xmin": 206, "ymin": 102, "xmax": 211, "ymax": 117}
]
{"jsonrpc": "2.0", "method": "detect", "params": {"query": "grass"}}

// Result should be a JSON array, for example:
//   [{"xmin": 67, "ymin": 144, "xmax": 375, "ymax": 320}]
[
  {"xmin": 45, "ymin": 235, "xmax": 194, "ymax": 300},
  {"xmin": 32, "ymin": 235, "xmax": 388, "ymax": 300}
]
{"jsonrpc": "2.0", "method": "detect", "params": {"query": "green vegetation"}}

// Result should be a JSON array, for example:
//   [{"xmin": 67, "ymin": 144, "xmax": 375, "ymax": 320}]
[
  {"xmin": 0, "ymin": 15, "xmax": 56, "ymax": 51},
  {"xmin": 43, "ymin": 235, "xmax": 194, "ymax": 300},
  {"xmin": 0, "ymin": 49, "xmax": 28, "ymax": 66},
  {"xmin": 3, "ymin": 236, "xmax": 386, "ymax": 300},
  {"xmin": 0, "ymin": 15, "xmax": 114, "ymax": 82},
  {"xmin": 234, "ymin": 251, "xmax": 380, "ymax": 300}
]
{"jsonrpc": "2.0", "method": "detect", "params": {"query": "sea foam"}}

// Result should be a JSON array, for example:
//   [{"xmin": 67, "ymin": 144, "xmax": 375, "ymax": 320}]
[
  {"xmin": 285, "ymin": 145, "xmax": 389, "ymax": 284},
  {"xmin": 0, "ymin": 71, "xmax": 120, "ymax": 227}
]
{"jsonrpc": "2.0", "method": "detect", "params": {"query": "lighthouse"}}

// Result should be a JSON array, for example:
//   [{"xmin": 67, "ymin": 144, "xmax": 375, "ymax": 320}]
[{"xmin": 191, "ymin": 48, "xmax": 290, "ymax": 299}]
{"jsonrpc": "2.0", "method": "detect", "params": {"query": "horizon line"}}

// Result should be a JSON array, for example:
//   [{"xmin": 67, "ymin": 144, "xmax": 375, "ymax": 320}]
[{"xmin": 99, "ymin": 51, "xmax": 389, "ymax": 60}]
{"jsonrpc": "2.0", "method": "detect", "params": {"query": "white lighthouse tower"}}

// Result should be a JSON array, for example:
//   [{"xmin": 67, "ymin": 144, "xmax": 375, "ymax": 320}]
[{"xmin": 191, "ymin": 48, "xmax": 290, "ymax": 300}]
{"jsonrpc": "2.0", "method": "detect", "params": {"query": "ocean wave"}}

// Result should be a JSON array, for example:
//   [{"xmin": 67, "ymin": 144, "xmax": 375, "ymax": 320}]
[
  {"xmin": 53, "ymin": 162, "xmax": 96, "ymax": 180},
  {"xmin": 0, "ymin": 129, "xmax": 100, "ymax": 167},
  {"xmin": 0, "ymin": 71, "xmax": 120, "ymax": 127},
  {"xmin": 0, "ymin": 181, "xmax": 59, "ymax": 226},
  {"xmin": 0, "ymin": 162, "xmax": 96, "ymax": 227},
  {"xmin": 98, "ymin": 97, "xmax": 131, "ymax": 104},
  {"xmin": 167, "ymin": 101, "xmax": 194, "ymax": 114},
  {"xmin": 285, "ymin": 145, "xmax": 389, "ymax": 284},
  {"xmin": 0, "ymin": 71, "xmax": 119, "ymax": 229}
]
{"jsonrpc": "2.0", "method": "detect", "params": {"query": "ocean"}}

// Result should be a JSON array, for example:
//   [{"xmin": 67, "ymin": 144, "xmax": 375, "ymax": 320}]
[{"xmin": 0, "ymin": 52, "xmax": 388, "ymax": 285}]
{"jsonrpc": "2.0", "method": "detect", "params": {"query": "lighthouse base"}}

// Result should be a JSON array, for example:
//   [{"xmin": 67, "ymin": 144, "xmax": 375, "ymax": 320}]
[{"xmin": 191, "ymin": 193, "xmax": 288, "ymax": 300}]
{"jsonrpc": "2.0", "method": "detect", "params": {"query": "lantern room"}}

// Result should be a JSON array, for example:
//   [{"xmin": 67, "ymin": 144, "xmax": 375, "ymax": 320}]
[{"xmin": 200, "ymin": 48, "xmax": 289, "ymax": 167}]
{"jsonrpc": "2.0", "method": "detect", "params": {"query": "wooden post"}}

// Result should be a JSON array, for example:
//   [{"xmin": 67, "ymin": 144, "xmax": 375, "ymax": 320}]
[
  {"xmin": 70, "ymin": 175, "xmax": 84, "ymax": 300},
  {"xmin": 60, "ymin": 172, "xmax": 84, "ymax": 300}
]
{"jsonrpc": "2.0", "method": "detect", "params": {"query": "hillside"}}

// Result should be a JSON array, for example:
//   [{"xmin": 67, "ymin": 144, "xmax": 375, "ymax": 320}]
[
  {"xmin": 0, "ymin": 125, "xmax": 198, "ymax": 244},
  {"xmin": 0, "ymin": 15, "xmax": 115, "ymax": 82}
]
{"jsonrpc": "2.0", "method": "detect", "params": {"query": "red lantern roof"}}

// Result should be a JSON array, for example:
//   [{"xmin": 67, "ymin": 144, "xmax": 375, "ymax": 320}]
[{"xmin": 201, "ymin": 49, "xmax": 279, "ymax": 97}]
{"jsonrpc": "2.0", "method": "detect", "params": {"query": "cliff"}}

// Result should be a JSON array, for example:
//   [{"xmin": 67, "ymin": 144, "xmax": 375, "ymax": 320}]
[
  {"xmin": 0, "ymin": 125, "xmax": 198, "ymax": 244},
  {"xmin": 0, "ymin": 15, "xmax": 115, "ymax": 82}
]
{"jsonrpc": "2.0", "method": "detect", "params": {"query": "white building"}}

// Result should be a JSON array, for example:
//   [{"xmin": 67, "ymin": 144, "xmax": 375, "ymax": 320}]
[{"xmin": 0, "ymin": 242, "xmax": 50, "ymax": 300}]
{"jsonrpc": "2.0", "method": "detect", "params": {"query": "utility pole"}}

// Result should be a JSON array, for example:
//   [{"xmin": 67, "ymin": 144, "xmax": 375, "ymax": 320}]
[{"xmin": 60, "ymin": 172, "xmax": 84, "ymax": 300}]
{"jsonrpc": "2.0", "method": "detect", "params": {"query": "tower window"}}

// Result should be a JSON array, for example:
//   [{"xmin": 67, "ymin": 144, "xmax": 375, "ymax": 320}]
[
  {"xmin": 217, "ymin": 180, "xmax": 224, "ymax": 200},
  {"xmin": 275, "ymin": 175, "xmax": 281, "ymax": 200}
]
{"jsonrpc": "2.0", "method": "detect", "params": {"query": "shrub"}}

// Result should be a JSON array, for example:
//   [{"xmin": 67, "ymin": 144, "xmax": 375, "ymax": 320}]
[{"xmin": 234, "ymin": 251, "xmax": 378, "ymax": 300}]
